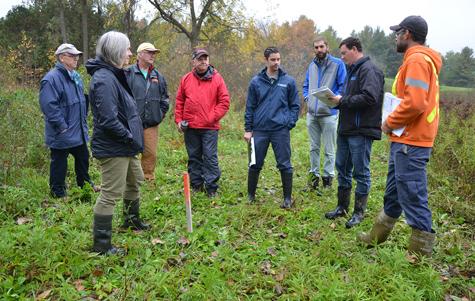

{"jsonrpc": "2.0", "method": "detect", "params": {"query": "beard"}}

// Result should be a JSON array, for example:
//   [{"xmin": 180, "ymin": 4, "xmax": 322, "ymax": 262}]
[
  {"xmin": 397, "ymin": 42, "xmax": 407, "ymax": 53},
  {"xmin": 316, "ymin": 52, "xmax": 327, "ymax": 59}
]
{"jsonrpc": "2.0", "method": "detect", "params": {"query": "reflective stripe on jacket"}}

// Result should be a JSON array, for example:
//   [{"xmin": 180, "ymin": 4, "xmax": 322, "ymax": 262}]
[{"xmin": 387, "ymin": 45, "xmax": 442, "ymax": 147}]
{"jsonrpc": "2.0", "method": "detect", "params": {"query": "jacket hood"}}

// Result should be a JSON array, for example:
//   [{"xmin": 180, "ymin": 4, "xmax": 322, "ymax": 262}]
[
  {"xmin": 86, "ymin": 56, "xmax": 133, "ymax": 96},
  {"xmin": 193, "ymin": 65, "xmax": 215, "ymax": 80},
  {"xmin": 405, "ymin": 45, "xmax": 442, "ymax": 74},
  {"xmin": 85, "ymin": 57, "xmax": 113, "ymax": 76}
]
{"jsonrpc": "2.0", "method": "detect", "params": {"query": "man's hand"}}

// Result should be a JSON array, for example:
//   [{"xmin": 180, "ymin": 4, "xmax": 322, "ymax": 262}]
[
  {"xmin": 176, "ymin": 122, "xmax": 183, "ymax": 133},
  {"xmin": 244, "ymin": 131, "xmax": 252, "ymax": 143},
  {"xmin": 381, "ymin": 120, "xmax": 392, "ymax": 134},
  {"xmin": 329, "ymin": 95, "xmax": 342, "ymax": 105}
]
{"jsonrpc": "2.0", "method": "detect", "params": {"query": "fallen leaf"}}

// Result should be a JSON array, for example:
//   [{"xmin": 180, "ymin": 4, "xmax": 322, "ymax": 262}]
[
  {"xmin": 267, "ymin": 247, "xmax": 277, "ymax": 257},
  {"xmin": 329, "ymin": 223, "xmax": 336, "ymax": 229},
  {"xmin": 441, "ymin": 275, "xmax": 450, "ymax": 282},
  {"xmin": 260, "ymin": 260, "xmax": 272, "ymax": 275},
  {"xmin": 92, "ymin": 269, "xmax": 103, "ymax": 277},
  {"xmin": 74, "ymin": 279, "xmax": 85, "ymax": 291},
  {"xmin": 406, "ymin": 254, "xmax": 417, "ymax": 264},
  {"xmin": 274, "ymin": 284, "xmax": 284, "ymax": 296},
  {"xmin": 214, "ymin": 240, "xmax": 225, "ymax": 246},
  {"xmin": 211, "ymin": 251, "xmax": 218, "ymax": 258},
  {"xmin": 17, "ymin": 217, "xmax": 32, "ymax": 225},
  {"xmin": 274, "ymin": 272, "xmax": 285, "ymax": 281},
  {"xmin": 277, "ymin": 232, "xmax": 287, "ymax": 239},
  {"xmin": 177, "ymin": 237, "xmax": 190, "ymax": 246},
  {"xmin": 151, "ymin": 238, "xmax": 165, "ymax": 245},
  {"xmin": 307, "ymin": 231, "xmax": 323, "ymax": 242},
  {"xmin": 36, "ymin": 289, "xmax": 52, "ymax": 300},
  {"xmin": 179, "ymin": 252, "xmax": 187, "ymax": 259},
  {"xmin": 227, "ymin": 278, "xmax": 235, "ymax": 286},
  {"xmin": 179, "ymin": 287, "xmax": 188, "ymax": 293},
  {"xmin": 266, "ymin": 229, "xmax": 273, "ymax": 234}
]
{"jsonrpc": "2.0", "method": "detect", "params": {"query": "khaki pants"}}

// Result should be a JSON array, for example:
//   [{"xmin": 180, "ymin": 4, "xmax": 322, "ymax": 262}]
[
  {"xmin": 94, "ymin": 156, "xmax": 144, "ymax": 216},
  {"xmin": 142, "ymin": 126, "xmax": 159, "ymax": 181}
]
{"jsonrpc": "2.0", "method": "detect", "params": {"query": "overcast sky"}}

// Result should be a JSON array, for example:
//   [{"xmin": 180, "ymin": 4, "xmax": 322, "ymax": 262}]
[{"xmin": 1, "ymin": 0, "xmax": 474, "ymax": 54}]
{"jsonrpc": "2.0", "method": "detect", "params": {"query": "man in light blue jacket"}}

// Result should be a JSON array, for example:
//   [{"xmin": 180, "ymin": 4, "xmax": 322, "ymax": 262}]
[
  {"xmin": 39, "ymin": 43, "xmax": 98, "ymax": 198},
  {"xmin": 303, "ymin": 37, "xmax": 346, "ymax": 191}
]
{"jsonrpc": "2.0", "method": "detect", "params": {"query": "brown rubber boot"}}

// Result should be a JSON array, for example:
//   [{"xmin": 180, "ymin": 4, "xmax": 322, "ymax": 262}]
[
  {"xmin": 408, "ymin": 228, "xmax": 436, "ymax": 257},
  {"xmin": 357, "ymin": 209, "xmax": 398, "ymax": 245}
]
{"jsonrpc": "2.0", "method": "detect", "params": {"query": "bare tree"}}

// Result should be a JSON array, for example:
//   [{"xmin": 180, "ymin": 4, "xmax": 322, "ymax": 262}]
[{"xmin": 148, "ymin": 0, "xmax": 226, "ymax": 50}]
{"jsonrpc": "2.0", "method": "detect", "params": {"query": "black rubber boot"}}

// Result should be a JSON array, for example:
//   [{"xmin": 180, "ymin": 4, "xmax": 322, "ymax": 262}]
[
  {"xmin": 121, "ymin": 199, "xmax": 151, "ymax": 231},
  {"xmin": 322, "ymin": 176, "xmax": 333, "ymax": 189},
  {"xmin": 310, "ymin": 174, "xmax": 319, "ymax": 190},
  {"xmin": 92, "ymin": 214, "xmax": 125, "ymax": 255},
  {"xmin": 247, "ymin": 169, "xmax": 260, "ymax": 203},
  {"xmin": 280, "ymin": 171, "xmax": 293, "ymax": 209},
  {"xmin": 325, "ymin": 187, "xmax": 351, "ymax": 219},
  {"xmin": 345, "ymin": 193, "xmax": 368, "ymax": 228}
]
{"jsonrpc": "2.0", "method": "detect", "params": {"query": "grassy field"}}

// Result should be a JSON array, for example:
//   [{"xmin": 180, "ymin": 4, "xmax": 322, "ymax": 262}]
[{"xmin": 0, "ymin": 90, "xmax": 474, "ymax": 300}]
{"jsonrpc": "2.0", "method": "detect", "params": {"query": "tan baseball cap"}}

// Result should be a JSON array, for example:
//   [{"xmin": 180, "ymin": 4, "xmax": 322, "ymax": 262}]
[{"xmin": 137, "ymin": 42, "xmax": 159, "ymax": 53}]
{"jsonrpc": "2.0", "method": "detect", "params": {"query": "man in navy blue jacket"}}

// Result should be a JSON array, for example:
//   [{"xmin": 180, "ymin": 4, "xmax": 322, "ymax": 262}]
[
  {"xmin": 244, "ymin": 47, "xmax": 300, "ymax": 209},
  {"xmin": 303, "ymin": 37, "xmax": 346, "ymax": 190},
  {"xmin": 39, "ymin": 43, "xmax": 98, "ymax": 198}
]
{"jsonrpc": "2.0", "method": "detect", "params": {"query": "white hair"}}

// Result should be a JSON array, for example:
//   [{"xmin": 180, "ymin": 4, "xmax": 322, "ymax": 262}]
[{"xmin": 96, "ymin": 31, "xmax": 130, "ymax": 68}]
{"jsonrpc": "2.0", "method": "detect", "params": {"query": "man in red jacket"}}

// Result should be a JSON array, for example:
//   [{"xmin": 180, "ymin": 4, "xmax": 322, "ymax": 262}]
[{"xmin": 175, "ymin": 48, "xmax": 230, "ymax": 198}]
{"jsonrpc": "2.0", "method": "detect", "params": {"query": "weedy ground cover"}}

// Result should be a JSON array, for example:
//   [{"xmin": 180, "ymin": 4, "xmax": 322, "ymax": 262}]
[{"xmin": 0, "ymin": 89, "xmax": 473, "ymax": 300}]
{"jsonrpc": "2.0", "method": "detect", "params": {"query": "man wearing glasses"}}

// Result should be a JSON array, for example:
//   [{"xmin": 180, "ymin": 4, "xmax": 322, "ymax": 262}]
[
  {"xmin": 126, "ymin": 42, "xmax": 169, "ymax": 182},
  {"xmin": 39, "ymin": 43, "xmax": 99, "ymax": 198},
  {"xmin": 358, "ymin": 16, "xmax": 442, "ymax": 257},
  {"xmin": 303, "ymin": 37, "xmax": 346, "ymax": 192}
]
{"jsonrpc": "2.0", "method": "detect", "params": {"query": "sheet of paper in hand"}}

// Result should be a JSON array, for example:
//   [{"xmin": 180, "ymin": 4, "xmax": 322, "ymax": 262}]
[
  {"xmin": 383, "ymin": 92, "xmax": 405, "ymax": 137},
  {"xmin": 311, "ymin": 86, "xmax": 338, "ymax": 108}
]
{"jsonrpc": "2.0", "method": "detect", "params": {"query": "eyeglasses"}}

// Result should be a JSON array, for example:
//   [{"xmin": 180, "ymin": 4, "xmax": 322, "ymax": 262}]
[
  {"xmin": 395, "ymin": 28, "xmax": 407, "ymax": 37},
  {"xmin": 63, "ymin": 53, "xmax": 80, "ymax": 59}
]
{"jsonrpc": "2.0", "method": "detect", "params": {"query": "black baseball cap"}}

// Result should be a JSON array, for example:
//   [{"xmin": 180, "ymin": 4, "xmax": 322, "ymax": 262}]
[
  {"xmin": 192, "ymin": 48, "xmax": 209, "ymax": 60},
  {"xmin": 390, "ymin": 15, "xmax": 428, "ymax": 40}
]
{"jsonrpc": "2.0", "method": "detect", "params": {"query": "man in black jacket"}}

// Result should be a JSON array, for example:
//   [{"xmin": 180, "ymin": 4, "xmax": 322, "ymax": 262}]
[
  {"xmin": 126, "ymin": 42, "xmax": 169, "ymax": 182},
  {"xmin": 325, "ymin": 37, "xmax": 384, "ymax": 228}
]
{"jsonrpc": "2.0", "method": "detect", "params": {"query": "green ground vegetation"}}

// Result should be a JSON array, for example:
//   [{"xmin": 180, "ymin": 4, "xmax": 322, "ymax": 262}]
[{"xmin": 0, "ymin": 88, "xmax": 474, "ymax": 300}]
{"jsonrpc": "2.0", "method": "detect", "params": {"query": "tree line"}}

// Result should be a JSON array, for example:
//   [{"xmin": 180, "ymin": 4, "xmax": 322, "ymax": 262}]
[{"xmin": 1, "ymin": 0, "xmax": 473, "ymax": 105}]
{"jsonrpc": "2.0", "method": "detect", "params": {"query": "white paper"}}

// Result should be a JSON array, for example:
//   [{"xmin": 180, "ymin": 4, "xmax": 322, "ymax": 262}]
[
  {"xmin": 249, "ymin": 137, "xmax": 256, "ymax": 167},
  {"xmin": 311, "ymin": 86, "xmax": 338, "ymax": 108},
  {"xmin": 383, "ymin": 92, "xmax": 405, "ymax": 137}
]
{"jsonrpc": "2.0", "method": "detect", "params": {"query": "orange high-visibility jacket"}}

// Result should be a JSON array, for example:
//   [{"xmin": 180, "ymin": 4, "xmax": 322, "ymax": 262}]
[{"xmin": 387, "ymin": 45, "xmax": 442, "ymax": 147}]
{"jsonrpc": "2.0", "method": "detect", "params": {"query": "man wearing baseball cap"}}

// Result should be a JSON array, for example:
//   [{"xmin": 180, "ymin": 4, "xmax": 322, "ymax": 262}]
[
  {"xmin": 358, "ymin": 16, "xmax": 442, "ymax": 257},
  {"xmin": 125, "ymin": 42, "xmax": 169, "ymax": 182},
  {"xmin": 39, "ymin": 43, "xmax": 99, "ymax": 198},
  {"xmin": 174, "ymin": 47, "xmax": 230, "ymax": 198}
]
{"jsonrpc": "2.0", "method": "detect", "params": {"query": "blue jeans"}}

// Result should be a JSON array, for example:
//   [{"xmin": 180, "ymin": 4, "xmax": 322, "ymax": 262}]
[
  {"xmin": 336, "ymin": 135, "xmax": 373, "ymax": 196},
  {"xmin": 184, "ymin": 129, "xmax": 221, "ymax": 192},
  {"xmin": 383, "ymin": 142, "xmax": 433, "ymax": 232},
  {"xmin": 249, "ymin": 129, "xmax": 292, "ymax": 173},
  {"xmin": 307, "ymin": 114, "xmax": 338, "ymax": 177}
]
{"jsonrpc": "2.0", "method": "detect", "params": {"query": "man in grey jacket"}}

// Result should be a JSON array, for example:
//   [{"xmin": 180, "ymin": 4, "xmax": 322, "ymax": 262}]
[
  {"xmin": 302, "ymin": 37, "xmax": 346, "ymax": 191},
  {"xmin": 126, "ymin": 42, "xmax": 169, "ymax": 182}
]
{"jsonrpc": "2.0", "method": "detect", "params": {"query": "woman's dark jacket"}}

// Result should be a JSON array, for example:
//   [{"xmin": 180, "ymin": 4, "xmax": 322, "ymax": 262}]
[{"xmin": 86, "ymin": 57, "xmax": 144, "ymax": 158}]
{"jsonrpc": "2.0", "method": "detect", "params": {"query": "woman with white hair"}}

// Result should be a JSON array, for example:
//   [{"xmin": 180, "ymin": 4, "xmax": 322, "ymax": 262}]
[{"xmin": 86, "ymin": 31, "xmax": 150, "ymax": 255}]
